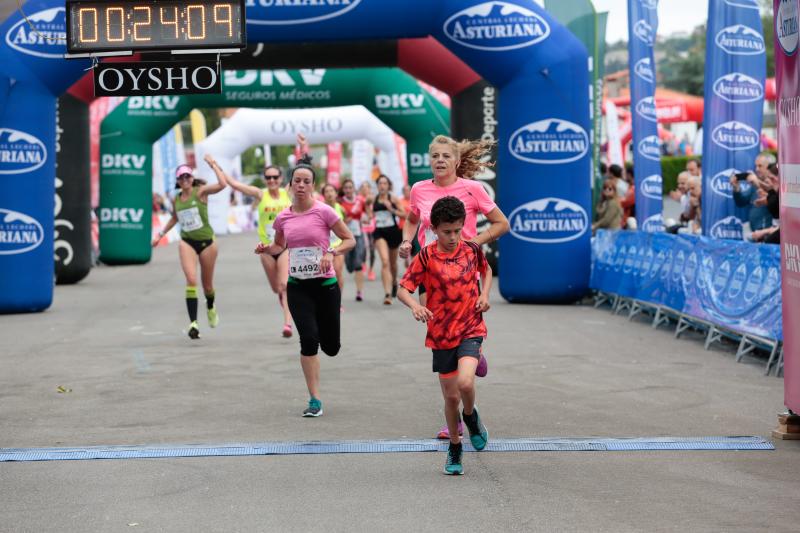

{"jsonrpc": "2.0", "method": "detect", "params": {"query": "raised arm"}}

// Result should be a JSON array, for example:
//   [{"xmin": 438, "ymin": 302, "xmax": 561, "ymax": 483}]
[
  {"xmin": 199, "ymin": 154, "xmax": 230, "ymax": 197},
  {"xmin": 208, "ymin": 154, "xmax": 263, "ymax": 200}
]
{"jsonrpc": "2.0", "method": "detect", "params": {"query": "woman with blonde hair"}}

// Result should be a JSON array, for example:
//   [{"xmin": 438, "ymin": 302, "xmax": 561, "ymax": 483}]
[{"xmin": 399, "ymin": 134, "xmax": 510, "ymax": 439}]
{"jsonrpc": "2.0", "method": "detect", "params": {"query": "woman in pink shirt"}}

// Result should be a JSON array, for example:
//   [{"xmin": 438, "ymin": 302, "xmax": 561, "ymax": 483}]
[
  {"xmin": 399, "ymin": 134, "xmax": 510, "ymax": 438},
  {"xmin": 256, "ymin": 155, "xmax": 355, "ymax": 418}
]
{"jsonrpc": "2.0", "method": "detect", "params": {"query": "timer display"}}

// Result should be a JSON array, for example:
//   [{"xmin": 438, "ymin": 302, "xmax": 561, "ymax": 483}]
[{"xmin": 66, "ymin": 0, "xmax": 246, "ymax": 54}]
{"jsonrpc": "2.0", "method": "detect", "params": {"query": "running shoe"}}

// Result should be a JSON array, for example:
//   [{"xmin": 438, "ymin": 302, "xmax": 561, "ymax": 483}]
[
  {"xmin": 443, "ymin": 442, "xmax": 463, "ymax": 475},
  {"xmin": 356, "ymin": 291, "xmax": 363, "ymax": 302},
  {"xmin": 476, "ymin": 354, "xmax": 488, "ymax": 378},
  {"xmin": 188, "ymin": 321, "xmax": 200, "ymax": 340},
  {"xmin": 368, "ymin": 270, "xmax": 376, "ymax": 281},
  {"xmin": 302, "ymin": 397, "xmax": 323, "ymax": 417},
  {"xmin": 463, "ymin": 407, "xmax": 488, "ymax": 451},
  {"xmin": 436, "ymin": 421, "xmax": 463, "ymax": 440},
  {"xmin": 383, "ymin": 294, "xmax": 392, "ymax": 305},
  {"xmin": 282, "ymin": 324, "xmax": 293, "ymax": 338},
  {"xmin": 207, "ymin": 307, "xmax": 219, "ymax": 328}
]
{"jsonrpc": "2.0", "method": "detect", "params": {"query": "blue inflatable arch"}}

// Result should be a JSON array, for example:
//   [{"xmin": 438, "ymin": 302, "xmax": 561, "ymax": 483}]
[{"xmin": 0, "ymin": 0, "xmax": 590, "ymax": 312}]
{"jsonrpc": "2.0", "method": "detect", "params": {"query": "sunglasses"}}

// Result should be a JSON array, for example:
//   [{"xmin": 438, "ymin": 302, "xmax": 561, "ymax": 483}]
[
  {"xmin": 264, "ymin": 174, "xmax": 281, "ymax": 180},
  {"xmin": 176, "ymin": 174, "xmax": 193, "ymax": 181}
]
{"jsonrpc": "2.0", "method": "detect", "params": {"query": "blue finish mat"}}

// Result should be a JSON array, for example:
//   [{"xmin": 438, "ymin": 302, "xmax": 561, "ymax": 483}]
[{"xmin": 0, "ymin": 437, "xmax": 773, "ymax": 462}]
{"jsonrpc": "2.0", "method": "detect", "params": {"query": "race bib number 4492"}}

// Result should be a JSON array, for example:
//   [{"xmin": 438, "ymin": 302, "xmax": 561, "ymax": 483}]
[{"xmin": 289, "ymin": 246, "xmax": 323, "ymax": 279}]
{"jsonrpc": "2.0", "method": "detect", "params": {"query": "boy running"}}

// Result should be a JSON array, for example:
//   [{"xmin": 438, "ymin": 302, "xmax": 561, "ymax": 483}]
[{"xmin": 397, "ymin": 196, "xmax": 491, "ymax": 475}]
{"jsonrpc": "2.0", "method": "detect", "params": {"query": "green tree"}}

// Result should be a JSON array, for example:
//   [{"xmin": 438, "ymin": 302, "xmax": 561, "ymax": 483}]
[
  {"xmin": 761, "ymin": 0, "xmax": 775, "ymax": 78},
  {"xmin": 660, "ymin": 25, "xmax": 706, "ymax": 96}
]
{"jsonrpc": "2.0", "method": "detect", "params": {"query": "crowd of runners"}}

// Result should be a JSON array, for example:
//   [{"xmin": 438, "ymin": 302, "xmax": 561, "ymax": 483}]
[{"xmin": 154, "ymin": 134, "xmax": 510, "ymax": 475}]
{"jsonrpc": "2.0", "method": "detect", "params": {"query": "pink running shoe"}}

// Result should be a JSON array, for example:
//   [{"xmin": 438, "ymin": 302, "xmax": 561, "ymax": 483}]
[
  {"xmin": 282, "ymin": 324, "xmax": 293, "ymax": 338},
  {"xmin": 476, "ymin": 354, "xmax": 488, "ymax": 378},
  {"xmin": 436, "ymin": 421, "xmax": 464, "ymax": 440}
]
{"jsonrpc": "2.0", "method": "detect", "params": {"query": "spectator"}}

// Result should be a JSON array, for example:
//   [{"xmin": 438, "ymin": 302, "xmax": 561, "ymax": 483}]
[
  {"xmin": 592, "ymin": 178, "xmax": 623, "ymax": 234},
  {"xmin": 751, "ymin": 163, "xmax": 781, "ymax": 244},
  {"xmin": 609, "ymin": 164, "xmax": 628, "ymax": 199},
  {"xmin": 681, "ymin": 176, "xmax": 702, "ymax": 234},
  {"xmin": 620, "ymin": 165, "xmax": 636, "ymax": 225},
  {"xmin": 731, "ymin": 156, "xmax": 773, "ymax": 232},
  {"xmin": 667, "ymin": 171, "xmax": 692, "ymax": 233},
  {"xmin": 686, "ymin": 158, "xmax": 701, "ymax": 178}
]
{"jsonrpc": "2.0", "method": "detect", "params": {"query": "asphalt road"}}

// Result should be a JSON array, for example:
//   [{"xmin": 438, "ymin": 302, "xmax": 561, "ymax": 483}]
[{"xmin": 1, "ymin": 232, "xmax": 798, "ymax": 532}]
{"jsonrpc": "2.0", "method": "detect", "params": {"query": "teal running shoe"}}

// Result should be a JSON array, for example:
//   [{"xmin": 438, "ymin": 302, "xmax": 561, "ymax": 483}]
[
  {"xmin": 463, "ymin": 407, "xmax": 488, "ymax": 451},
  {"xmin": 443, "ymin": 442, "xmax": 463, "ymax": 475},
  {"xmin": 302, "ymin": 397, "xmax": 323, "ymax": 417}
]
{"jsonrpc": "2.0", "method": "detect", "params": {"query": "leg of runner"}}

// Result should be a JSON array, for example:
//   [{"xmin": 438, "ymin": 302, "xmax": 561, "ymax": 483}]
[
  {"xmin": 179, "ymin": 240, "xmax": 201, "ymax": 339},
  {"xmin": 346, "ymin": 235, "xmax": 365, "ymax": 301},
  {"xmin": 277, "ymin": 251, "xmax": 293, "ymax": 336},
  {"xmin": 199, "ymin": 242, "xmax": 219, "ymax": 328},
  {"xmin": 315, "ymin": 281, "xmax": 342, "ymax": 356},
  {"xmin": 389, "ymin": 246, "xmax": 400, "ymax": 297},
  {"xmin": 439, "ymin": 373, "xmax": 464, "ymax": 475},
  {"xmin": 375, "ymin": 238, "xmax": 392, "ymax": 304},
  {"xmin": 458, "ymin": 348, "xmax": 488, "ymax": 451},
  {"xmin": 287, "ymin": 280, "xmax": 324, "ymax": 416}
]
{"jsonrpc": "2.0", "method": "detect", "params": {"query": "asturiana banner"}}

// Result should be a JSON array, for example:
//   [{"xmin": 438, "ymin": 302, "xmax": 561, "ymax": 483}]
[
  {"xmin": 701, "ymin": 0, "xmax": 767, "ymax": 239},
  {"xmin": 774, "ymin": 0, "xmax": 800, "ymax": 412},
  {"xmin": 627, "ymin": 0, "xmax": 663, "ymax": 232}
]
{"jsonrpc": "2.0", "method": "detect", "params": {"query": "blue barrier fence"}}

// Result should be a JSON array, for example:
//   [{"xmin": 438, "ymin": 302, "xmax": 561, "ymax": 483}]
[{"xmin": 591, "ymin": 230, "xmax": 782, "ymax": 341}]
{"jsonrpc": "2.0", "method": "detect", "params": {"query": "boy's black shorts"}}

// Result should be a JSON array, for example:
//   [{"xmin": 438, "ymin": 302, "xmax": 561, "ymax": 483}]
[{"xmin": 432, "ymin": 337, "xmax": 483, "ymax": 374}]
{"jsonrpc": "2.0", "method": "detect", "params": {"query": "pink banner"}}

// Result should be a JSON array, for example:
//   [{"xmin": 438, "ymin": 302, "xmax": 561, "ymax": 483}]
[
  {"xmin": 775, "ymin": 0, "xmax": 800, "ymax": 412},
  {"xmin": 326, "ymin": 142, "xmax": 342, "ymax": 187}
]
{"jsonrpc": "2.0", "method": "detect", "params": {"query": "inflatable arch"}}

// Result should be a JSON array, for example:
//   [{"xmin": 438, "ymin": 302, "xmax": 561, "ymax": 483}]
[
  {"xmin": 99, "ymin": 67, "xmax": 449, "ymax": 264},
  {"xmin": 194, "ymin": 105, "xmax": 406, "ymax": 233},
  {"xmin": 0, "ymin": 0, "xmax": 590, "ymax": 312}
]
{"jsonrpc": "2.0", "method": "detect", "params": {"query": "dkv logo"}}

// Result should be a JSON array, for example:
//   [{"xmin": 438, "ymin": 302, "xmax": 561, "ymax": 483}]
[
  {"xmin": 0, "ymin": 128, "xmax": 47, "ymax": 175},
  {"xmin": 509, "ymin": 119, "xmax": 589, "ymax": 165},
  {"xmin": 5, "ymin": 7, "xmax": 65, "ymax": 59},
  {"xmin": 128, "ymin": 96, "xmax": 180, "ymax": 111},
  {"xmin": 634, "ymin": 58, "xmax": 655, "ymax": 83},
  {"xmin": 0, "ymin": 208, "xmax": 44, "ymax": 255},
  {"xmin": 715, "ymin": 24, "xmax": 766, "ymax": 55},
  {"xmin": 443, "ymin": 1, "xmax": 550, "ymax": 51},
  {"xmin": 509, "ymin": 198, "xmax": 588, "ymax": 244},
  {"xmin": 712, "ymin": 121, "xmax": 760, "ymax": 151},
  {"xmin": 100, "ymin": 208, "xmax": 144, "ymax": 224},
  {"xmin": 777, "ymin": 0, "xmax": 799, "ymax": 55},
  {"xmin": 640, "ymin": 175, "xmax": 663, "ymax": 200},
  {"xmin": 102, "ymin": 154, "xmax": 146, "ymax": 170},
  {"xmin": 637, "ymin": 135, "xmax": 661, "ymax": 161},
  {"xmin": 375, "ymin": 93, "xmax": 424, "ymax": 109},
  {"xmin": 710, "ymin": 168, "xmax": 740, "ymax": 198},
  {"xmin": 635, "ymin": 97, "xmax": 658, "ymax": 122},
  {"xmin": 710, "ymin": 216, "xmax": 744, "ymax": 240},
  {"xmin": 245, "ymin": 0, "xmax": 362, "ymax": 25},
  {"xmin": 713, "ymin": 73, "xmax": 764, "ymax": 103}
]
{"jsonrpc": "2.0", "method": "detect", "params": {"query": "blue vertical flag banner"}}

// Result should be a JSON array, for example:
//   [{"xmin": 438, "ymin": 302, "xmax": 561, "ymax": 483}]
[
  {"xmin": 701, "ymin": 0, "xmax": 766, "ymax": 239},
  {"xmin": 627, "ymin": 0, "xmax": 663, "ymax": 232}
]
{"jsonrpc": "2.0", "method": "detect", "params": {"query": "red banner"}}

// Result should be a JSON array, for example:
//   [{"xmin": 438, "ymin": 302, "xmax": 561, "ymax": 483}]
[
  {"xmin": 775, "ymin": 0, "xmax": 800, "ymax": 412},
  {"xmin": 326, "ymin": 142, "xmax": 342, "ymax": 187}
]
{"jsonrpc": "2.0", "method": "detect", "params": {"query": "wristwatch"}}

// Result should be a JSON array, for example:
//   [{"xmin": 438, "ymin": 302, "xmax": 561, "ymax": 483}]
[{"xmin": 326, "ymin": 246, "xmax": 336, "ymax": 256}]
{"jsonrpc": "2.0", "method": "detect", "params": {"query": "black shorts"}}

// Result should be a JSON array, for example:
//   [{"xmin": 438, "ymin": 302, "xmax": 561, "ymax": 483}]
[
  {"xmin": 432, "ymin": 337, "xmax": 483, "ymax": 374},
  {"xmin": 287, "ymin": 277, "xmax": 341, "ymax": 357},
  {"xmin": 373, "ymin": 226, "xmax": 402, "ymax": 249},
  {"xmin": 182, "ymin": 237, "xmax": 214, "ymax": 255}
]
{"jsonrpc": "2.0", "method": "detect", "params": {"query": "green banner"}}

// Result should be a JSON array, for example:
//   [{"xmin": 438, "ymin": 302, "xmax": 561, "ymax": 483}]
[
  {"xmin": 544, "ymin": 1, "xmax": 608, "ymax": 208},
  {"xmin": 99, "ymin": 68, "xmax": 450, "ymax": 264}
]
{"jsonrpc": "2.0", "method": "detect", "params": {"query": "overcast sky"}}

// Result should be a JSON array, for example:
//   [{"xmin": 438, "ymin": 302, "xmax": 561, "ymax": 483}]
[{"xmin": 535, "ymin": 0, "xmax": 712, "ymax": 43}]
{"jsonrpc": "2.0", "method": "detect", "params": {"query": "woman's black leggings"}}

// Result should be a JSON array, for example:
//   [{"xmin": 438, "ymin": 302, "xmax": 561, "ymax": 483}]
[{"xmin": 287, "ymin": 277, "xmax": 341, "ymax": 356}]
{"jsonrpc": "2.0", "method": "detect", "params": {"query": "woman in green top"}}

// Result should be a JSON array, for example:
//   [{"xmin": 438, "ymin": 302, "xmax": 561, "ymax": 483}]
[
  {"xmin": 152, "ymin": 156, "xmax": 228, "ymax": 340},
  {"xmin": 321, "ymin": 183, "xmax": 346, "ymax": 293}
]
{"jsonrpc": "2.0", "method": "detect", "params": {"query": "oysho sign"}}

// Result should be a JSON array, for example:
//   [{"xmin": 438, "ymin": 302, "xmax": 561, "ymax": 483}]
[
  {"xmin": 508, "ymin": 198, "xmax": 588, "ymax": 244},
  {"xmin": 0, "ymin": 128, "xmax": 47, "ymax": 175},
  {"xmin": 94, "ymin": 62, "xmax": 220, "ymax": 97},
  {"xmin": 5, "ymin": 7, "xmax": 65, "ymax": 59},
  {"xmin": 245, "ymin": 0, "xmax": 363, "ymax": 25},
  {"xmin": 443, "ymin": 1, "xmax": 550, "ymax": 51},
  {"xmin": 0, "ymin": 208, "xmax": 44, "ymax": 255},
  {"xmin": 713, "ymin": 73, "xmax": 764, "ymax": 103},
  {"xmin": 509, "ymin": 119, "xmax": 589, "ymax": 164},
  {"xmin": 715, "ymin": 24, "xmax": 766, "ymax": 55},
  {"xmin": 777, "ymin": 0, "xmax": 799, "ymax": 55}
]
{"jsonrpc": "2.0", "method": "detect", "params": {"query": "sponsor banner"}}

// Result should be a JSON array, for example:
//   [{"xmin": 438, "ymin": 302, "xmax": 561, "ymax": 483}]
[
  {"xmin": 591, "ymin": 230, "xmax": 783, "ymax": 341},
  {"xmin": 0, "ymin": 79, "xmax": 55, "ymax": 312},
  {"xmin": 508, "ymin": 118, "xmax": 589, "ymax": 164},
  {"xmin": 774, "ymin": 0, "xmax": 800, "ymax": 412},
  {"xmin": 443, "ymin": 1, "xmax": 551, "ymax": 52},
  {"xmin": 509, "ymin": 198, "xmax": 588, "ymax": 244},
  {"xmin": 326, "ymin": 142, "xmax": 342, "ymax": 188},
  {"xmin": 94, "ymin": 61, "xmax": 221, "ymax": 97},
  {"xmin": 701, "ymin": 0, "xmax": 766, "ymax": 238},
  {"xmin": 627, "ymin": 0, "xmax": 662, "ymax": 231}
]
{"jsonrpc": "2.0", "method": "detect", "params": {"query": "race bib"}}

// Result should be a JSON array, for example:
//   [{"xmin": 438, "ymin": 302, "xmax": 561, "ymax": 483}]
[
  {"xmin": 289, "ymin": 246, "xmax": 323, "ymax": 279},
  {"xmin": 347, "ymin": 219, "xmax": 362, "ymax": 237},
  {"xmin": 178, "ymin": 207, "xmax": 203, "ymax": 232},
  {"xmin": 375, "ymin": 210, "xmax": 395, "ymax": 229}
]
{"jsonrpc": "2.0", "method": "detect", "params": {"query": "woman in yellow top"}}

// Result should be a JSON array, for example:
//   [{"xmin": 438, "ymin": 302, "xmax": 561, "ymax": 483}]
[
  {"xmin": 208, "ymin": 156, "xmax": 294, "ymax": 338},
  {"xmin": 321, "ymin": 183, "xmax": 346, "ymax": 292}
]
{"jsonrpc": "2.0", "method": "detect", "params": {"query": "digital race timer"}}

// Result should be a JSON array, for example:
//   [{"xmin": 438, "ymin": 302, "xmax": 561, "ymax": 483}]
[{"xmin": 66, "ymin": 0, "xmax": 246, "ymax": 54}]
